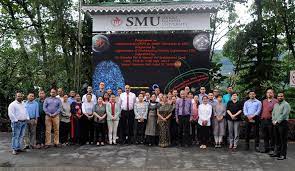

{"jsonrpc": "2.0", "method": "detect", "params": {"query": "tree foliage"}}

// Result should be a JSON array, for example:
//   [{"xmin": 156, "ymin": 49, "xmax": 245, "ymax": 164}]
[
  {"xmin": 0, "ymin": 0, "xmax": 86, "ymax": 117},
  {"xmin": 223, "ymin": 0, "xmax": 295, "ymax": 97}
]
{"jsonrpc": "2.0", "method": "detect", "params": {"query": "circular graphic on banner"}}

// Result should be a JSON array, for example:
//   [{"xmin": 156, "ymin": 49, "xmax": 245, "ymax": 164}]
[
  {"xmin": 92, "ymin": 35, "xmax": 110, "ymax": 53},
  {"xmin": 193, "ymin": 34, "xmax": 210, "ymax": 51}
]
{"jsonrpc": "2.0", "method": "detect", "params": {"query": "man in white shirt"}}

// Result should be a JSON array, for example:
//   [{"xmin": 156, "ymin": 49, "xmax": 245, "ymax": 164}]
[
  {"xmin": 82, "ymin": 86, "xmax": 97, "ymax": 104},
  {"xmin": 119, "ymin": 85, "xmax": 136, "ymax": 144},
  {"xmin": 8, "ymin": 92, "xmax": 30, "ymax": 155}
]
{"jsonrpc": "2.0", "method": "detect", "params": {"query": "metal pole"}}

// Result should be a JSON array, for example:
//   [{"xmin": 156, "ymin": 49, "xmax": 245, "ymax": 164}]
[{"xmin": 76, "ymin": 0, "xmax": 82, "ymax": 93}]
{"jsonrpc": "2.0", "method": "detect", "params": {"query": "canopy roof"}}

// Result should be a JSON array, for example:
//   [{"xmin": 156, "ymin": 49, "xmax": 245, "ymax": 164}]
[{"xmin": 82, "ymin": 1, "xmax": 220, "ymax": 14}]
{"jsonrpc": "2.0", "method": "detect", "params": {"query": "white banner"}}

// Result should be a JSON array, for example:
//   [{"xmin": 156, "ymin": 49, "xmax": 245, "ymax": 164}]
[
  {"xmin": 92, "ymin": 13, "xmax": 211, "ymax": 32},
  {"xmin": 290, "ymin": 70, "xmax": 295, "ymax": 87}
]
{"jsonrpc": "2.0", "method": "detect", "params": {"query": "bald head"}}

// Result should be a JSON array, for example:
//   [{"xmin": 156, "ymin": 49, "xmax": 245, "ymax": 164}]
[{"xmin": 125, "ymin": 85, "xmax": 131, "ymax": 93}]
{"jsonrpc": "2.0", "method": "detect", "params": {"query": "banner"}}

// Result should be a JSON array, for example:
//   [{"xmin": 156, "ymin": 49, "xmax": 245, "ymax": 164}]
[
  {"xmin": 92, "ymin": 33, "xmax": 210, "ymax": 94},
  {"xmin": 92, "ymin": 13, "xmax": 210, "ymax": 32}
]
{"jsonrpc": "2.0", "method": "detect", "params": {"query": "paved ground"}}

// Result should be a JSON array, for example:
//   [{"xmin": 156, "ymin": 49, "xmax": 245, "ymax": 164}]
[{"xmin": 0, "ymin": 132, "xmax": 294, "ymax": 171}]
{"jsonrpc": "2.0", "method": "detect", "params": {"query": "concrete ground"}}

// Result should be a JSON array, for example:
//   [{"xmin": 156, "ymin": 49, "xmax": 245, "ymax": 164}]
[{"xmin": 0, "ymin": 132, "xmax": 294, "ymax": 171}]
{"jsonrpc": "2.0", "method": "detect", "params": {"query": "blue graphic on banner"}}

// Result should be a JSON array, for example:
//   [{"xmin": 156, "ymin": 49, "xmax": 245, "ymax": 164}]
[{"xmin": 92, "ymin": 60, "xmax": 125, "ymax": 96}]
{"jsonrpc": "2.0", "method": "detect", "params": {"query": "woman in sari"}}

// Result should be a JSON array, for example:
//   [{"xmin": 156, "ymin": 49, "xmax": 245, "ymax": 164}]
[{"xmin": 157, "ymin": 95, "xmax": 173, "ymax": 147}]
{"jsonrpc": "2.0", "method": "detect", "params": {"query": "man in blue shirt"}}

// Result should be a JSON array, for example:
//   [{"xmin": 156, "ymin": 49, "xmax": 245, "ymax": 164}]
[
  {"xmin": 43, "ymin": 88, "xmax": 62, "ymax": 148},
  {"xmin": 68, "ymin": 90, "xmax": 76, "ymax": 105},
  {"xmin": 24, "ymin": 92, "xmax": 39, "ymax": 149},
  {"xmin": 176, "ymin": 90, "xmax": 193, "ymax": 147},
  {"xmin": 243, "ymin": 90, "xmax": 262, "ymax": 151}
]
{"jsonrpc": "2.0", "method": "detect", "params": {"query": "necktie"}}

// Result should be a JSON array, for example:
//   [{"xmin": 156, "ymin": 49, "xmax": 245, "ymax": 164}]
[
  {"xmin": 127, "ymin": 93, "xmax": 129, "ymax": 111},
  {"xmin": 182, "ymin": 99, "xmax": 186, "ymax": 115},
  {"xmin": 111, "ymin": 102, "xmax": 115, "ymax": 116}
]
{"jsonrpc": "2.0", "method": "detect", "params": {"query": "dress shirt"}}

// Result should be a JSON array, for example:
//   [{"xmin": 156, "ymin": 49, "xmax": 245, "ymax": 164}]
[
  {"xmin": 261, "ymin": 98, "xmax": 278, "ymax": 120},
  {"xmin": 208, "ymin": 99, "xmax": 217, "ymax": 107},
  {"xmin": 272, "ymin": 100, "xmax": 291, "ymax": 123},
  {"xmin": 68, "ymin": 97, "xmax": 76, "ymax": 105},
  {"xmin": 25, "ymin": 100, "xmax": 39, "ymax": 119},
  {"xmin": 82, "ymin": 101, "xmax": 95, "ymax": 114},
  {"xmin": 120, "ymin": 92, "xmax": 136, "ymax": 111},
  {"xmin": 175, "ymin": 98, "xmax": 193, "ymax": 119},
  {"xmin": 43, "ymin": 97, "xmax": 62, "ymax": 116},
  {"xmin": 8, "ymin": 100, "xmax": 30, "ymax": 122},
  {"xmin": 243, "ymin": 98, "xmax": 262, "ymax": 116},
  {"xmin": 198, "ymin": 103, "xmax": 212, "ymax": 126},
  {"xmin": 82, "ymin": 93, "xmax": 97, "ymax": 104},
  {"xmin": 95, "ymin": 89, "xmax": 105, "ymax": 98}
]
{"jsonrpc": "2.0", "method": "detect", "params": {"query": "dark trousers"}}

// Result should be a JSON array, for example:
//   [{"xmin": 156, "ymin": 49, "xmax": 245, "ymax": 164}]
[
  {"xmin": 119, "ymin": 110, "xmax": 135, "ymax": 143},
  {"xmin": 146, "ymin": 135, "xmax": 157, "ymax": 146},
  {"xmin": 178, "ymin": 115, "xmax": 190, "ymax": 146},
  {"xmin": 170, "ymin": 118, "xmax": 178, "ymax": 145},
  {"xmin": 245, "ymin": 115, "xmax": 260, "ymax": 147},
  {"xmin": 199, "ymin": 125, "xmax": 210, "ymax": 145},
  {"xmin": 261, "ymin": 119, "xmax": 274, "ymax": 151},
  {"xmin": 60, "ymin": 121, "xmax": 70, "ymax": 144},
  {"xmin": 134, "ymin": 120, "xmax": 146, "ymax": 143},
  {"xmin": 94, "ymin": 122, "xmax": 106, "ymax": 143},
  {"xmin": 36, "ymin": 117, "xmax": 45, "ymax": 145},
  {"xmin": 80, "ymin": 115, "xmax": 94, "ymax": 145},
  {"xmin": 191, "ymin": 121, "xmax": 198, "ymax": 143},
  {"xmin": 274, "ymin": 120, "xmax": 288, "ymax": 157}
]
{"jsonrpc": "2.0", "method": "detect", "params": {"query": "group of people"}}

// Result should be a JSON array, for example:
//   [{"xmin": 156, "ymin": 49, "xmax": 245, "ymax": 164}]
[{"xmin": 8, "ymin": 82, "xmax": 291, "ymax": 160}]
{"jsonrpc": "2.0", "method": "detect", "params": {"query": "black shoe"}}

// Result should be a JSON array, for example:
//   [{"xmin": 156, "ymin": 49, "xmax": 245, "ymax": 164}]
[
  {"xmin": 277, "ymin": 156, "xmax": 286, "ymax": 160},
  {"xmin": 244, "ymin": 145, "xmax": 249, "ymax": 151},
  {"xmin": 54, "ymin": 144, "xmax": 62, "ymax": 148},
  {"xmin": 270, "ymin": 154, "xmax": 280, "ymax": 157},
  {"xmin": 255, "ymin": 147, "xmax": 260, "ymax": 152},
  {"xmin": 260, "ymin": 149, "xmax": 269, "ymax": 153},
  {"xmin": 268, "ymin": 151, "xmax": 274, "ymax": 155},
  {"xmin": 16, "ymin": 149, "xmax": 26, "ymax": 152}
]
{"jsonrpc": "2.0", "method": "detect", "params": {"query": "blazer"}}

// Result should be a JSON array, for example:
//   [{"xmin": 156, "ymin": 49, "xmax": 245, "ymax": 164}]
[{"xmin": 106, "ymin": 102, "xmax": 121, "ymax": 121}]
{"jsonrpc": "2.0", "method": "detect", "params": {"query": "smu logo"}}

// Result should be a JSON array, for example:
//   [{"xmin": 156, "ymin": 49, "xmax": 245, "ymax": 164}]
[
  {"xmin": 111, "ymin": 17, "xmax": 123, "ymax": 27},
  {"xmin": 126, "ymin": 17, "xmax": 160, "ymax": 26}
]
